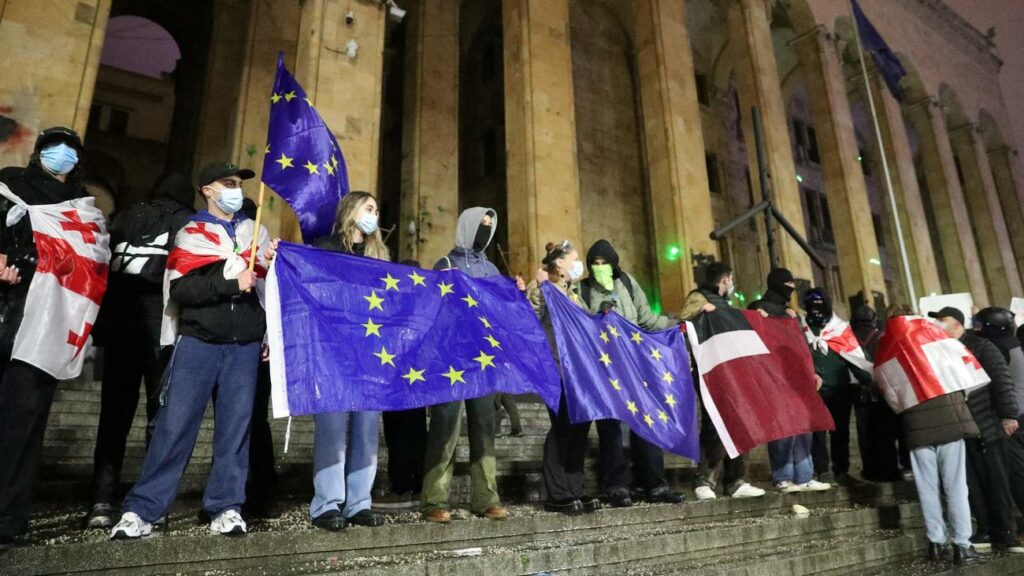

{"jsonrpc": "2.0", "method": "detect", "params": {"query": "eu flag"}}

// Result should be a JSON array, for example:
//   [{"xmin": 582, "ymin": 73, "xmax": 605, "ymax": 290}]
[
  {"xmin": 266, "ymin": 242, "xmax": 562, "ymax": 417},
  {"xmin": 852, "ymin": 0, "xmax": 908, "ymax": 100},
  {"xmin": 262, "ymin": 53, "xmax": 348, "ymax": 241},
  {"xmin": 540, "ymin": 283, "xmax": 699, "ymax": 460}
]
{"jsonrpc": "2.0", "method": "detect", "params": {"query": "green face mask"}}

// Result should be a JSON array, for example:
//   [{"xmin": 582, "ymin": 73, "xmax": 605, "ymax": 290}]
[{"xmin": 592, "ymin": 264, "xmax": 614, "ymax": 291}]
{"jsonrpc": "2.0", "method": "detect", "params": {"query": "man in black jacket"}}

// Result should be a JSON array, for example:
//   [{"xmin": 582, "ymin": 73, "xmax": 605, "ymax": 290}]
[{"xmin": 934, "ymin": 307, "xmax": 1022, "ymax": 553}]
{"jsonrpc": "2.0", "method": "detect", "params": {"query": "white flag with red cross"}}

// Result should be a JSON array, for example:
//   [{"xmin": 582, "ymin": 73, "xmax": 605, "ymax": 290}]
[
  {"xmin": 803, "ymin": 313, "xmax": 874, "ymax": 373},
  {"xmin": 0, "ymin": 183, "xmax": 110, "ymax": 380},
  {"xmin": 159, "ymin": 216, "xmax": 269, "ymax": 346},
  {"xmin": 874, "ymin": 315, "xmax": 989, "ymax": 413}
]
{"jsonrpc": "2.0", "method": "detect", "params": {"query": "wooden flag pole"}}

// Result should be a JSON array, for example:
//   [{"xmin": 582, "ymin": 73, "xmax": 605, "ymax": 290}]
[{"xmin": 248, "ymin": 180, "xmax": 267, "ymax": 271}]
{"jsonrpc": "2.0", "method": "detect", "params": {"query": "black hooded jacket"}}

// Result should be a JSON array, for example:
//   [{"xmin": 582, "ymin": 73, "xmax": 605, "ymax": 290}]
[
  {"xmin": 748, "ymin": 268, "xmax": 795, "ymax": 318},
  {"xmin": 962, "ymin": 332, "xmax": 1019, "ymax": 444}
]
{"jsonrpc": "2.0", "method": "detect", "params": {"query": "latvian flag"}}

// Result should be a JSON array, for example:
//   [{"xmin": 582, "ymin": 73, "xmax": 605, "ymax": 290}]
[
  {"xmin": 874, "ymin": 315, "xmax": 989, "ymax": 413},
  {"xmin": 803, "ymin": 314, "xmax": 873, "ymax": 372},
  {"xmin": 685, "ymin": 308, "xmax": 834, "ymax": 458},
  {"xmin": 160, "ymin": 215, "xmax": 270, "ymax": 345},
  {"xmin": 0, "ymin": 183, "xmax": 110, "ymax": 380}
]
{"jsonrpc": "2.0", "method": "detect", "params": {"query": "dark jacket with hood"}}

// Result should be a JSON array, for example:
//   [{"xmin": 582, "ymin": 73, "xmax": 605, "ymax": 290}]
[
  {"xmin": 901, "ymin": 392, "xmax": 980, "ymax": 450},
  {"xmin": 804, "ymin": 290, "xmax": 871, "ymax": 396},
  {"xmin": 579, "ymin": 239, "xmax": 671, "ymax": 330},
  {"xmin": 978, "ymin": 331, "xmax": 1024, "ymax": 420},
  {"xmin": 850, "ymin": 306, "xmax": 882, "ymax": 360},
  {"xmin": 961, "ymin": 332, "xmax": 1018, "ymax": 444},
  {"xmin": 748, "ymin": 268, "xmax": 795, "ymax": 319},
  {"xmin": 434, "ymin": 207, "xmax": 500, "ymax": 279}
]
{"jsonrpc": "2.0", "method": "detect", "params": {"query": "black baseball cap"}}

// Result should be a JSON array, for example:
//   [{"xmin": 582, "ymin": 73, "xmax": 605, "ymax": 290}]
[
  {"xmin": 196, "ymin": 161, "xmax": 255, "ymax": 189},
  {"xmin": 927, "ymin": 306, "xmax": 965, "ymax": 327},
  {"xmin": 34, "ymin": 126, "xmax": 83, "ymax": 153}
]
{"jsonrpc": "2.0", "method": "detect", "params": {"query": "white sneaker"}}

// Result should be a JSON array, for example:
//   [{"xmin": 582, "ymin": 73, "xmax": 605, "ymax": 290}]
[
  {"xmin": 694, "ymin": 486, "xmax": 717, "ymax": 501},
  {"xmin": 209, "ymin": 509, "xmax": 247, "ymax": 536},
  {"xmin": 110, "ymin": 512, "xmax": 152, "ymax": 540},
  {"xmin": 776, "ymin": 481, "xmax": 802, "ymax": 494},
  {"xmin": 730, "ymin": 482, "xmax": 766, "ymax": 498},
  {"xmin": 800, "ymin": 480, "xmax": 832, "ymax": 492}
]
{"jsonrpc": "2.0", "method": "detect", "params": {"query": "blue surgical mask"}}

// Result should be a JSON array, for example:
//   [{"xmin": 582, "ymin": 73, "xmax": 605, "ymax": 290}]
[
  {"xmin": 40, "ymin": 143, "xmax": 79, "ymax": 175},
  {"xmin": 356, "ymin": 214, "xmax": 379, "ymax": 235},
  {"xmin": 568, "ymin": 260, "xmax": 584, "ymax": 281},
  {"xmin": 214, "ymin": 187, "xmax": 244, "ymax": 214}
]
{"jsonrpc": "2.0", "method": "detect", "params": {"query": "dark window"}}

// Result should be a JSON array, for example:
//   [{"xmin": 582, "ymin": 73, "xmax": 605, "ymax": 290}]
[
  {"xmin": 859, "ymin": 147, "xmax": 871, "ymax": 176},
  {"xmin": 107, "ymin": 108, "xmax": 129, "ymax": 137},
  {"xmin": 481, "ymin": 129, "xmax": 497, "ymax": 177},
  {"xmin": 873, "ymin": 214, "xmax": 886, "ymax": 247},
  {"xmin": 953, "ymin": 155, "xmax": 966, "ymax": 186},
  {"xmin": 87, "ymin": 104, "xmax": 102, "ymax": 134},
  {"xmin": 806, "ymin": 126, "xmax": 821, "ymax": 164},
  {"xmin": 481, "ymin": 41, "xmax": 497, "ymax": 82},
  {"xmin": 696, "ymin": 73, "xmax": 710, "ymax": 107},
  {"xmin": 819, "ymin": 192, "xmax": 834, "ymax": 244},
  {"xmin": 706, "ymin": 153, "xmax": 720, "ymax": 194},
  {"xmin": 803, "ymin": 187, "xmax": 821, "ymax": 243}
]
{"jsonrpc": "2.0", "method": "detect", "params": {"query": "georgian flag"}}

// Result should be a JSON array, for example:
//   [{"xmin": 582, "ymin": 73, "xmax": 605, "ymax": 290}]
[
  {"xmin": 159, "ymin": 217, "xmax": 270, "ymax": 346},
  {"xmin": 0, "ymin": 183, "xmax": 110, "ymax": 380},
  {"xmin": 685, "ymin": 308, "xmax": 834, "ymax": 458},
  {"xmin": 803, "ymin": 314, "xmax": 873, "ymax": 373},
  {"xmin": 874, "ymin": 315, "xmax": 989, "ymax": 413}
]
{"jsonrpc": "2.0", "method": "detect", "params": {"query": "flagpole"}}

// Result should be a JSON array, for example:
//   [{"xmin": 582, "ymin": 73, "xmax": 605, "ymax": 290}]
[
  {"xmin": 850, "ymin": 1, "xmax": 918, "ymax": 312},
  {"xmin": 247, "ymin": 180, "xmax": 267, "ymax": 272}
]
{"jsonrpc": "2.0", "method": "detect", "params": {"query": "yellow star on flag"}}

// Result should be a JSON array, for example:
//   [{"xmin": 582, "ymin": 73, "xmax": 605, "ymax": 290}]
[
  {"xmin": 438, "ymin": 281, "xmax": 454, "ymax": 297},
  {"xmin": 275, "ymin": 153, "xmax": 294, "ymax": 170},
  {"xmin": 644, "ymin": 413, "xmax": 655, "ymax": 428},
  {"xmin": 658, "ymin": 410, "xmax": 669, "ymax": 423},
  {"xmin": 664, "ymin": 393, "xmax": 677, "ymax": 408},
  {"xmin": 402, "ymin": 367, "xmax": 426, "ymax": 385},
  {"xmin": 408, "ymin": 271, "xmax": 426, "ymax": 287},
  {"xmin": 304, "ymin": 96, "xmax": 314, "ymax": 106},
  {"xmin": 270, "ymin": 92, "xmax": 282, "ymax": 104},
  {"xmin": 599, "ymin": 331, "xmax": 609, "ymax": 344},
  {"xmin": 609, "ymin": 325, "xmax": 621, "ymax": 338},
  {"xmin": 462, "ymin": 294, "xmax": 478, "ymax": 308},
  {"xmin": 627, "ymin": 401, "xmax": 639, "ymax": 415},
  {"xmin": 324, "ymin": 162, "xmax": 335, "ymax": 176},
  {"xmin": 650, "ymin": 347, "xmax": 663, "ymax": 361},
  {"xmin": 662, "ymin": 371, "xmax": 674, "ymax": 385},
  {"xmin": 478, "ymin": 316, "xmax": 493, "ymax": 329},
  {"xmin": 442, "ymin": 365, "xmax": 465, "ymax": 386},
  {"xmin": 331, "ymin": 155, "xmax": 339, "ymax": 167},
  {"xmin": 303, "ymin": 160, "xmax": 320, "ymax": 175},
  {"xmin": 364, "ymin": 291, "xmax": 384, "ymax": 311},
  {"xmin": 374, "ymin": 346, "xmax": 396, "ymax": 367},
  {"xmin": 474, "ymin": 351, "xmax": 496, "ymax": 371},
  {"xmin": 264, "ymin": 144, "xmax": 271, "ymax": 154},
  {"xmin": 381, "ymin": 273, "xmax": 400, "ymax": 291},
  {"xmin": 484, "ymin": 334, "xmax": 501, "ymax": 349},
  {"xmin": 284, "ymin": 90, "xmax": 297, "ymax": 102},
  {"xmin": 609, "ymin": 378, "xmax": 622, "ymax": 391},
  {"xmin": 598, "ymin": 352, "xmax": 612, "ymax": 367},
  {"xmin": 361, "ymin": 318, "xmax": 382, "ymax": 338},
  {"xmin": 630, "ymin": 332, "xmax": 644, "ymax": 344}
]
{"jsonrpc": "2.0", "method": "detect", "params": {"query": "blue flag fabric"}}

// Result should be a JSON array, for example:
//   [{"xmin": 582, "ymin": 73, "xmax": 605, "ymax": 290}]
[
  {"xmin": 266, "ymin": 242, "xmax": 561, "ymax": 417},
  {"xmin": 852, "ymin": 0, "xmax": 908, "ymax": 100},
  {"xmin": 540, "ymin": 283, "xmax": 699, "ymax": 460},
  {"xmin": 262, "ymin": 53, "xmax": 348, "ymax": 241}
]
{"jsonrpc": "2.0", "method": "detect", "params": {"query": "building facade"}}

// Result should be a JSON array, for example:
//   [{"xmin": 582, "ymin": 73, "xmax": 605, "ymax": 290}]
[{"xmin": 1, "ymin": 0, "xmax": 1022, "ymax": 315}]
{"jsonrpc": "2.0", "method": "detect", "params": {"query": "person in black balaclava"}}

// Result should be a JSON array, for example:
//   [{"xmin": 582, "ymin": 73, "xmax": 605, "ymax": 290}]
[{"xmin": 748, "ymin": 268, "xmax": 797, "ymax": 319}]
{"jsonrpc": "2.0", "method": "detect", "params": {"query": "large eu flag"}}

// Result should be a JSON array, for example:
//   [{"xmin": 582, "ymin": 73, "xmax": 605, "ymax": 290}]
[
  {"xmin": 267, "ymin": 243, "xmax": 561, "ymax": 417},
  {"xmin": 262, "ymin": 53, "xmax": 348, "ymax": 241},
  {"xmin": 541, "ymin": 283, "xmax": 699, "ymax": 460},
  {"xmin": 852, "ymin": 0, "xmax": 908, "ymax": 100}
]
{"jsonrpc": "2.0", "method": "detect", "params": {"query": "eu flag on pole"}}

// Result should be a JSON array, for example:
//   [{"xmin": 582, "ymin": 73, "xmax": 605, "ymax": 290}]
[
  {"xmin": 266, "ymin": 242, "xmax": 562, "ymax": 417},
  {"xmin": 262, "ymin": 53, "xmax": 348, "ymax": 241},
  {"xmin": 540, "ymin": 283, "xmax": 699, "ymax": 460},
  {"xmin": 852, "ymin": 0, "xmax": 908, "ymax": 100}
]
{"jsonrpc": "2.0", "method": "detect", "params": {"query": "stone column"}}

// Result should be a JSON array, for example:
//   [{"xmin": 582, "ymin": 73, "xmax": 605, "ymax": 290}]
[
  {"xmin": 988, "ymin": 145, "xmax": 1024, "ymax": 289},
  {"xmin": 949, "ymin": 124, "xmax": 1022, "ymax": 302},
  {"xmin": 399, "ymin": 0, "xmax": 460, "ymax": 266},
  {"xmin": 727, "ymin": 0, "xmax": 813, "ymax": 282},
  {"xmin": 904, "ymin": 98, "xmax": 988, "ymax": 303},
  {"xmin": 503, "ymin": 0, "xmax": 582, "ymax": 275},
  {"xmin": 793, "ymin": 26, "xmax": 885, "ymax": 307},
  {"xmin": 633, "ymin": 0, "xmax": 717, "ymax": 309}
]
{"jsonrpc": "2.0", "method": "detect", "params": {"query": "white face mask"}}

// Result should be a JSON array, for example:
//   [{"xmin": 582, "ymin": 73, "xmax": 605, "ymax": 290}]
[
  {"xmin": 568, "ymin": 260, "xmax": 584, "ymax": 281},
  {"xmin": 356, "ymin": 213, "xmax": 379, "ymax": 235}
]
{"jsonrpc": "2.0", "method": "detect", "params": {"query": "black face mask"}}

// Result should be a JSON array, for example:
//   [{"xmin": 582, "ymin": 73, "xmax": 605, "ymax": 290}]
[
  {"xmin": 473, "ymin": 224, "xmax": 492, "ymax": 252},
  {"xmin": 807, "ymin": 308, "xmax": 829, "ymax": 328}
]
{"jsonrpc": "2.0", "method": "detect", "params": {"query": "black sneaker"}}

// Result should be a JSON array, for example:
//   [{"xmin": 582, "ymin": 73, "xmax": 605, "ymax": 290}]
[
  {"xmin": 581, "ymin": 496, "xmax": 601, "ymax": 513},
  {"xmin": 606, "ymin": 488, "xmax": 632, "ymax": 508},
  {"xmin": 644, "ymin": 487, "xmax": 686, "ymax": 504},
  {"xmin": 544, "ymin": 499, "xmax": 583, "ymax": 516},
  {"xmin": 927, "ymin": 542, "xmax": 949, "ymax": 562},
  {"xmin": 954, "ymin": 544, "xmax": 988, "ymax": 566},
  {"xmin": 312, "ymin": 510, "xmax": 347, "ymax": 531},
  {"xmin": 85, "ymin": 502, "xmax": 114, "ymax": 529},
  {"xmin": 347, "ymin": 509, "xmax": 383, "ymax": 527},
  {"xmin": 972, "ymin": 533, "xmax": 993, "ymax": 550}
]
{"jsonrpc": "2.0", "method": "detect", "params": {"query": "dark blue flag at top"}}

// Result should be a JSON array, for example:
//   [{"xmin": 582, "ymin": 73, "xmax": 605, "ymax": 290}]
[
  {"xmin": 852, "ymin": 0, "xmax": 908, "ymax": 100},
  {"xmin": 266, "ymin": 242, "xmax": 562, "ymax": 417},
  {"xmin": 540, "ymin": 283, "xmax": 699, "ymax": 460},
  {"xmin": 262, "ymin": 53, "xmax": 348, "ymax": 241}
]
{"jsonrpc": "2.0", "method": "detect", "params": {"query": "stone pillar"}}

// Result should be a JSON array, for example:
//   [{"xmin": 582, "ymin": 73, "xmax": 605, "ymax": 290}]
[
  {"xmin": 502, "ymin": 0, "xmax": 582, "ymax": 274},
  {"xmin": 727, "ymin": 0, "xmax": 812, "ymax": 282},
  {"xmin": 633, "ymin": 0, "xmax": 717, "ymax": 309},
  {"xmin": 399, "ymin": 0, "xmax": 460, "ymax": 266},
  {"xmin": 793, "ymin": 26, "xmax": 885, "ymax": 307},
  {"xmin": 988, "ymin": 146, "xmax": 1024, "ymax": 290},
  {"xmin": 858, "ymin": 67, "xmax": 942, "ymax": 302},
  {"xmin": 949, "ymin": 125, "xmax": 1023, "ymax": 302},
  {"xmin": 904, "ymin": 98, "xmax": 988, "ymax": 303}
]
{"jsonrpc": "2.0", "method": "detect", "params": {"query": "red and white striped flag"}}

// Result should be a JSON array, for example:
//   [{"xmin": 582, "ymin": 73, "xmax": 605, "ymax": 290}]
[
  {"xmin": 0, "ymin": 183, "xmax": 110, "ymax": 380},
  {"xmin": 803, "ymin": 313, "xmax": 873, "ymax": 373},
  {"xmin": 874, "ymin": 315, "xmax": 989, "ymax": 413},
  {"xmin": 159, "ymin": 217, "xmax": 269, "ymax": 345}
]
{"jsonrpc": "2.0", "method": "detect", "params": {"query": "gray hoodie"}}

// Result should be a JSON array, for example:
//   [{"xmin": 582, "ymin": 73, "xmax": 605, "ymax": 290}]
[{"xmin": 433, "ymin": 207, "xmax": 500, "ymax": 279}]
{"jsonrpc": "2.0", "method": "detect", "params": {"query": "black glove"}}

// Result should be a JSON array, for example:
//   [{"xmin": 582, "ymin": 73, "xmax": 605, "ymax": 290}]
[{"xmin": 599, "ymin": 300, "xmax": 615, "ymax": 314}]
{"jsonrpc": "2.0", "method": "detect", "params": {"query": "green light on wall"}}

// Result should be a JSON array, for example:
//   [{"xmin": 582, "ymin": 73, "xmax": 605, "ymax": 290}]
[
  {"xmin": 651, "ymin": 301, "xmax": 663, "ymax": 315},
  {"xmin": 666, "ymin": 245, "xmax": 682, "ymax": 262},
  {"xmin": 869, "ymin": 257, "xmax": 882, "ymax": 266},
  {"xmin": 796, "ymin": 174, "xmax": 804, "ymax": 183}
]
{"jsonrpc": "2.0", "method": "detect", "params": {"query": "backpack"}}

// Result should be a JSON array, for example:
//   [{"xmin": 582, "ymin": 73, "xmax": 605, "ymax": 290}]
[
  {"xmin": 581, "ymin": 273, "xmax": 636, "ymax": 308},
  {"xmin": 109, "ymin": 201, "xmax": 186, "ymax": 285}
]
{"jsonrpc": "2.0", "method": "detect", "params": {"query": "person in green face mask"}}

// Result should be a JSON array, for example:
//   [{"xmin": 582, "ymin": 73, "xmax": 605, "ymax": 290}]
[{"xmin": 579, "ymin": 239, "xmax": 683, "ymax": 507}]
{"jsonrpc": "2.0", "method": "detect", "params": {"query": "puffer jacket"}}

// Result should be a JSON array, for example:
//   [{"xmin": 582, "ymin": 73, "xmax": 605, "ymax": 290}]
[
  {"xmin": 962, "ymin": 332, "xmax": 1018, "ymax": 444},
  {"xmin": 902, "ymin": 392, "xmax": 979, "ymax": 450}
]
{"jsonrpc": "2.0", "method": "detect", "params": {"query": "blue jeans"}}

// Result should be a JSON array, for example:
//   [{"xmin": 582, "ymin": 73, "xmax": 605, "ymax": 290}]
[
  {"xmin": 311, "ymin": 410, "xmax": 380, "ymax": 519},
  {"xmin": 768, "ymin": 433, "xmax": 814, "ymax": 484},
  {"xmin": 122, "ymin": 336, "xmax": 260, "ymax": 523}
]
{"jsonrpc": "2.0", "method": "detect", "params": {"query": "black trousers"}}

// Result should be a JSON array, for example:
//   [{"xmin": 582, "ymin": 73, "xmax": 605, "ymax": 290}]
[
  {"xmin": 382, "ymin": 407, "xmax": 427, "ymax": 494},
  {"xmin": 855, "ymin": 399, "xmax": 905, "ymax": 481},
  {"xmin": 0, "ymin": 360, "xmax": 59, "ymax": 538},
  {"xmin": 245, "ymin": 362, "xmax": 278, "ymax": 507},
  {"xmin": 595, "ymin": 419, "xmax": 667, "ymax": 493},
  {"xmin": 543, "ymin": 391, "xmax": 592, "ymax": 502},
  {"xmin": 1007, "ymin": 432, "xmax": 1024, "ymax": 524},
  {"xmin": 695, "ymin": 401, "xmax": 746, "ymax": 492},
  {"xmin": 965, "ymin": 437, "xmax": 1015, "ymax": 545},
  {"xmin": 812, "ymin": 389, "xmax": 854, "ymax": 477}
]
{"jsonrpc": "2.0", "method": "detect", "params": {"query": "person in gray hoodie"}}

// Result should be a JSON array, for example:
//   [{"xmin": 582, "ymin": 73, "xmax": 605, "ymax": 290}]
[{"xmin": 420, "ymin": 207, "xmax": 524, "ymax": 524}]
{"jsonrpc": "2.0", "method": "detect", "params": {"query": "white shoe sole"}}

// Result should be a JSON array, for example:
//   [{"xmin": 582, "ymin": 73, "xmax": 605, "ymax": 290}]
[
  {"xmin": 111, "ymin": 528, "xmax": 151, "ymax": 540},
  {"xmin": 211, "ymin": 525, "xmax": 246, "ymax": 536}
]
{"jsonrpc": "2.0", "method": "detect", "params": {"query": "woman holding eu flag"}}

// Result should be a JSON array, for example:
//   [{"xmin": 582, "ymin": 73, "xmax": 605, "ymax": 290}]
[
  {"xmin": 527, "ymin": 240, "xmax": 599, "ymax": 516},
  {"xmin": 308, "ymin": 191, "xmax": 390, "ymax": 531}
]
